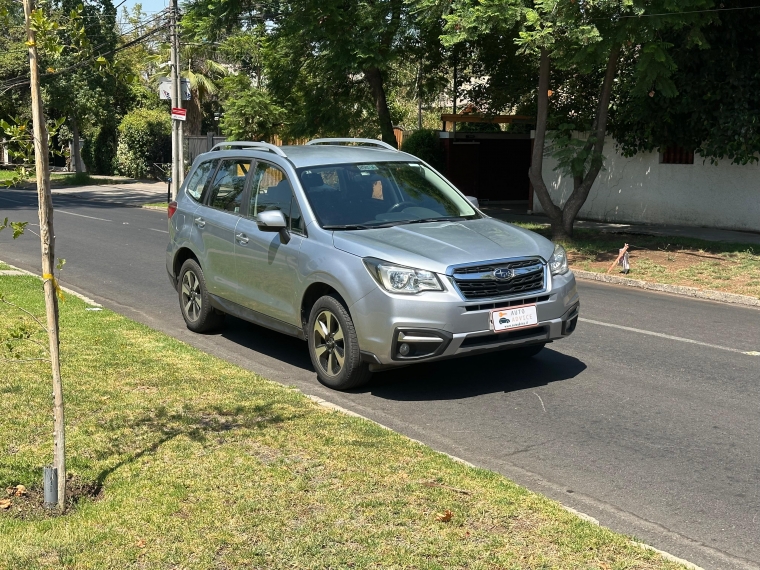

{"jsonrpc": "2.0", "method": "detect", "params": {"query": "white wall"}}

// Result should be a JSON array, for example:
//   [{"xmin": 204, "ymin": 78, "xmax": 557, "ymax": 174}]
[{"xmin": 535, "ymin": 136, "xmax": 760, "ymax": 232}]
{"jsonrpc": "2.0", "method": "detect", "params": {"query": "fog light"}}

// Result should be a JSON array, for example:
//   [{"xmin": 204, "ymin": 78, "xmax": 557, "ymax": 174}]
[{"xmin": 399, "ymin": 343, "xmax": 410, "ymax": 356}]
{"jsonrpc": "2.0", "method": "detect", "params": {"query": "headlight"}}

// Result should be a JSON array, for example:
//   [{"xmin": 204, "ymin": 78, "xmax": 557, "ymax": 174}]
[
  {"xmin": 550, "ymin": 244, "xmax": 569, "ymax": 275},
  {"xmin": 364, "ymin": 259, "xmax": 443, "ymax": 294}
]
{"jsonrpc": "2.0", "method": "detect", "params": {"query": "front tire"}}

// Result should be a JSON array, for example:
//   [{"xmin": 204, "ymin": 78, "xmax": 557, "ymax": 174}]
[
  {"xmin": 307, "ymin": 295, "xmax": 371, "ymax": 390},
  {"xmin": 178, "ymin": 259, "xmax": 224, "ymax": 333}
]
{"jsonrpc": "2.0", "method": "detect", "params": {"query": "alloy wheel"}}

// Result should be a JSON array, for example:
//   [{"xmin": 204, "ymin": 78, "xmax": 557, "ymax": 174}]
[
  {"xmin": 181, "ymin": 270, "xmax": 202, "ymax": 322},
  {"xmin": 313, "ymin": 310, "xmax": 345, "ymax": 377}
]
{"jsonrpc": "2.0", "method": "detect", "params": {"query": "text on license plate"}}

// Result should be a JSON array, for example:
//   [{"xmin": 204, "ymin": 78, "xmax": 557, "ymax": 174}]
[{"xmin": 490, "ymin": 305, "xmax": 538, "ymax": 332}]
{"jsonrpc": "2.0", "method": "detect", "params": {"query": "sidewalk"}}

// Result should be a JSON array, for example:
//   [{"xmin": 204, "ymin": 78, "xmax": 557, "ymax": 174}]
[
  {"xmin": 9, "ymin": 179, "xmax": 169, "ymax": 207},
  {"xmin": 482, "ymin": 204, "xmax": 760, "ymax": 246}
]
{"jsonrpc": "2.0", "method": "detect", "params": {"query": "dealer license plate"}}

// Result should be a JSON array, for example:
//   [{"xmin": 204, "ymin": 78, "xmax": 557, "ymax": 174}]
[{"xmin": 490, "ymin": 305, "xmax": 538, "ymax": 332}]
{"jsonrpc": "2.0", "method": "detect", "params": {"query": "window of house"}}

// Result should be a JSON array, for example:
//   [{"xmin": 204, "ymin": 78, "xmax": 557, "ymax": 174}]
[{"xmin": 660, "ymin": 146, "xmax": 694, "ymax": 165}]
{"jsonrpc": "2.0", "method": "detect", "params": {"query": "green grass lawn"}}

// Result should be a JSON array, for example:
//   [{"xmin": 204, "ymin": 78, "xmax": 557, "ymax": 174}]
[
  {"xmin": 0, "ymin": 262, "xmax": 11, "ymax": 270},
  {"xmin": 142, "ymin": 202, "xmax": 169, "ymax": 209},
  {"xmin": 0, "ymin": 171, "xmax": 129, "ymax": 187},
  {"xmin": 516, "ymin": 223, "xmax": 760, "ymax": 298},
  {"xmin": 0, "ymin": 170, "xmax": 19, "ymax": 185},
  {"xmin": 0, "ymin": 274, "xmax": 688, "ymax": 569}
]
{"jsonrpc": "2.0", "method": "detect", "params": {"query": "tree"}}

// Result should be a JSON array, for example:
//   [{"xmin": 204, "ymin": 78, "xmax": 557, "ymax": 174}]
[
  {"xmin": 0, "ymin": 5, "xmax": 31, "ymax": 129},
  {"xmin": 15, "ymin": 0, "xmax": 66, "ymax": 509},
  {"xmin": 438, "ymin": 0, "xmax": 713, "ymax": 239},
  {"xmin": 43, "ymin": 0, "xmax": 117, "ymax": 173},
  {"xmin": 610, "ymin": 1, "xmax": 760, "ymax": 165},
  {"xmin": 0, "ymin": 0, "xmax": 117, "ymax": 509},
  {"xmin": 218, "ymin": 74, "xmax": 285, "ymax": 141},
  {"xmin": 183, "ymin": 0, "xmax": 446, "ymax": 147}
]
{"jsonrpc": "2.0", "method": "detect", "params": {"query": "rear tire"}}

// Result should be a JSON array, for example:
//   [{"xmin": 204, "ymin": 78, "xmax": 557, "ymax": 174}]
[
  {"xmin": 178, "ymin": 259, "xmax": 225, "ymax": 333},
  {"xmin": 307, "ymin": 295, "xmax": 371, "ymax": 390},
  {"xmin": 510, "ymin": 343, "xmax": 546, "ymax": 359}
]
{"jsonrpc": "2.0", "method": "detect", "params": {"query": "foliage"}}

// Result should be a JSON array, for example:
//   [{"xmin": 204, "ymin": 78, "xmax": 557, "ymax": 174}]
[
  {"xmin": 115, "ymin": 108, "xmax": 171, "ymax": 178},
  {"xmin": 0, "ymin": 117, "xmax": 66, "ymax": 186},
  {"xmin": 0, "ymin": 217, "xmax": 28, "ymax": 239},
  {"xmin": 82, "ymin": 120, "xmax": 118, "ymax": 174},
  {"xmin": 610, "ymin": 2, "xmax": 760, "ymax": 165},
  {"xmin": 400, "ymin": 129, "xmax": 445, "ymax": 172},
  {"xmin": 218, "ymin": 74, "xmax": 285, "ymax": 141},
  {"xmin": 435, "ymin": 0, "xmax": 715, "ymax": 239}
]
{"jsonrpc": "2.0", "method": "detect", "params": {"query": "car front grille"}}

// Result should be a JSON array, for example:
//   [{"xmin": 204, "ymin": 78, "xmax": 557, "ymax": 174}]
[{"xmin": 452, "ymin": 258, "xmax": 545, "ymax": 300}]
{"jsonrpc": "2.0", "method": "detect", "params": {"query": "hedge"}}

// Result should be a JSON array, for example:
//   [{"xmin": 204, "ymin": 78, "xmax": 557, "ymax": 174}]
[{"xmin": 115, "ymin": 109, "xmax": 171, "ymax": 179}]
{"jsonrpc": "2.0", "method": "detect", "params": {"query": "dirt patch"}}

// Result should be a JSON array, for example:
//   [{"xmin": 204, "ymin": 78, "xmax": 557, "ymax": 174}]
[
  {"xmin": 563, "ymin": 233, "xmax": 760, "ymax": 299},
  {"xmin": 0, "ymin": 476, "xmax": 103, "ymax": 519}
]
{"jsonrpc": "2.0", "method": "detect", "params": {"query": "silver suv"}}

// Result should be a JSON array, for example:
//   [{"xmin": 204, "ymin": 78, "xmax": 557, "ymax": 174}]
[{"xmin": 166, "ymin": 139, "xmax": 579, "ymax": 390}]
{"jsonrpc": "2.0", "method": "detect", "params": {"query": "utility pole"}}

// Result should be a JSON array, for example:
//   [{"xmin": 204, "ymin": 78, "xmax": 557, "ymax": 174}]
[
  {"xmin": 170, "ymin": 0, "xmax": 183, "ymax": 199},
  {"xmin": 22, "ymin": 0, "xmax": 66, "ymax": 509}
]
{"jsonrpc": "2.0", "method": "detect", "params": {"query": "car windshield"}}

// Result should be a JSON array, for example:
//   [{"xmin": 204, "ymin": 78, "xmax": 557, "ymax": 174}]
[{"xmin": 296, "ymin": 162, "xmax": 479, "ymax": 229}]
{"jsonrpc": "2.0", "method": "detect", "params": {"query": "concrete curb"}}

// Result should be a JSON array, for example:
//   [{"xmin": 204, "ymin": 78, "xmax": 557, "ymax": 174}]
[
  {"xmin": 573, "ymin": 269, "xmax": 760, "ymax": 308},
  {"xmin": 305, "ymin": 395, "xmax": 703, "ymax": 570}
]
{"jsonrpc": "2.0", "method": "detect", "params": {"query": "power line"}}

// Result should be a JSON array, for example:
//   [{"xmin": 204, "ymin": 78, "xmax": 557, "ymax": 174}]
[{"xmin": 0, "ymin": 21, "xmax": 168, "ymax": 93}]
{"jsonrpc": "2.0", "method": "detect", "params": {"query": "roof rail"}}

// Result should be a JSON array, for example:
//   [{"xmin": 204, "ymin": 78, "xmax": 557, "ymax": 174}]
[
  {"xmin": 209, "ymin": 141, "xmax": 288, "ymax": 158},
  {"xmin": 306, "ymin": 138, "xmax": 398, "ymax": 151}
]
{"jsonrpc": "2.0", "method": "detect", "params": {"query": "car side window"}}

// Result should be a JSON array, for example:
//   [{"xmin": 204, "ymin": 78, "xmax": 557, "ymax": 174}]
[
  {"xmin": 206, "ymin": 159, "xmax": 251, "ymax": 214},
  {"xmin": 184, "ymin": 160, "xmax": 217, "ymax": 202},
  {"xmin": 249, "ymin": 162, "xmax": 304, "ymax": 234}
]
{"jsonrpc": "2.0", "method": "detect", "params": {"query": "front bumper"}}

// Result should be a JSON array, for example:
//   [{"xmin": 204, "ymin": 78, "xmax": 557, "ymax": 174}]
[{"xmin": 350, "ymin": 270, "xmax": 580, "ymax": 366}]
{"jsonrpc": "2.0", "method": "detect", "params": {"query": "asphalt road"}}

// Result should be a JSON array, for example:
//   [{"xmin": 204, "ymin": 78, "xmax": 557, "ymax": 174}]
[{"xmin": 2, "ymin": 188, "xmax": 759, "ymax": 570}]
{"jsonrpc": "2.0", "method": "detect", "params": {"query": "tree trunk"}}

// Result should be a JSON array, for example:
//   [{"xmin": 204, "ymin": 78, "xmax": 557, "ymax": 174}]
[
  {"xmin": 70, "ymin": 117, "xmax": 82, "ymax": 174},
  {"xmin": 364, "ymin": 66, "xmax": 397, "ymax": 148},
  {"xmin": 527, "ymin": 49, "xmax": 566, "ymax": 239},
  {"xmin": 23, "ymin": 0, "xmax": 66, "ymax": 510},
  {"xmin": 185, "ymin": 88, "xmax": 203, "ymax": 136},
  {"xmin": 560, "ymin": 44, "xmax": 622, "ymax": 237}
]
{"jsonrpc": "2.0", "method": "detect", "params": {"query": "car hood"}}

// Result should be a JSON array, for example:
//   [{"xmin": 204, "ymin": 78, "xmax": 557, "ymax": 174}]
[{"xmin": 332, "ymin": 217, "xmax": 554, "ymax": 274}]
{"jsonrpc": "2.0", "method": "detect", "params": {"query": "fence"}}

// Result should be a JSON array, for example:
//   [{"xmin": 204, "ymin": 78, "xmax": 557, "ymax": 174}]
[{"xmin": 185, "ymin": 135, "xmax": 227, "ymax": 165}]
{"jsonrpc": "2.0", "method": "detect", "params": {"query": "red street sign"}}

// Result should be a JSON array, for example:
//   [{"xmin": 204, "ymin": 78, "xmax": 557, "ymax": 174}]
[{"xmin": 171, "ymin": 108, "xmax": 187, "ymax": 121}]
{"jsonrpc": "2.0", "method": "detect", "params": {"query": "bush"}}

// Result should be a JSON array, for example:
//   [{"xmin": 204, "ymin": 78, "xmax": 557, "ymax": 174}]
[
  {"xmin": 83, "ymin": 121, "xmax": 118, "ymax": 175},
  {"xmin": 400, "ymin": 129, "xmax": 445, "ymax": 172},
  {"xmin": 115, "ymin": 109, "xmax": 171, "ymax": 179}
]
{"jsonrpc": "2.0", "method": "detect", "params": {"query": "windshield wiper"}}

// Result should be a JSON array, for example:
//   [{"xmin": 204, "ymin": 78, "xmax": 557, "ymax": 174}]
[
  {"xmin": 323, "ymin": 222, "xmax": 403, "ymax": 230},
  {"xmin": 400, "ymin": 216, "xmax": 468, "ymax": 225}
]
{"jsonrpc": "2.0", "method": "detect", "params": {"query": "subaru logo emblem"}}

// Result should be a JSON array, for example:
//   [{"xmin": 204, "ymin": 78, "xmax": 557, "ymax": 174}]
[{"xmin": 493, "ymin": 268, "xmax": 514, "ymax": 280}]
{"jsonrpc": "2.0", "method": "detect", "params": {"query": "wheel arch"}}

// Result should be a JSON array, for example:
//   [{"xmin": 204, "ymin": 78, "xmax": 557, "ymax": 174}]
[
  {"xmin": 173, "ymin": 247, "xmax": 200, "ymax": 288},
  {"xmin": 301, "ymin": 282, "xmax": 344, "ymax": 331}
]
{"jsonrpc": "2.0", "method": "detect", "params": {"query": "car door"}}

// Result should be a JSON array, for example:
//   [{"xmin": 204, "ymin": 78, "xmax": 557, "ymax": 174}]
[
  {"xmin": 193, "ymin": 157, "xmax": 251, "ymax": 302},
  {"xmin": 234, "ymin": 160, "xmax": 305, "ymax": 326}
]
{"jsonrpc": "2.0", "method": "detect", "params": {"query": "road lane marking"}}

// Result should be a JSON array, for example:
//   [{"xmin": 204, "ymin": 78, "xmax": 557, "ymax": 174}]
[
  {"xmin": 579, "ymin": 317, "xmax": 758, "ymax": 355},
  {"xmin": 56, "ymin": 210, "xmax": 111, "ymax": 222},
  {"xmin": 0, "ymin": 195, "xmax": 29, "ymax": 204},
  {"xmin": 149, "ymin": 228, "xmax": 169, "ymax": 234}
]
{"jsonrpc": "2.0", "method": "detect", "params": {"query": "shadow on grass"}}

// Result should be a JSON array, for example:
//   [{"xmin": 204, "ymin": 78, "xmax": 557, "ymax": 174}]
[
  {"xmin": 94, "ymin": 401, "xmax": 288, "ymax": 489},
  {"xmin": 362, "ymin": 347, "xmax": 586, "ymax": 401}
]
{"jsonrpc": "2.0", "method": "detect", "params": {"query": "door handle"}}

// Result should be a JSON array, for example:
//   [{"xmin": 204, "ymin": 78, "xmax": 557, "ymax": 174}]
[
  {"xmin": 235, "ymin": 232, "xmax": 249, "ymax": 245},
  {"xmin": 194, "ymin": 217, "xmax": 206, "ymax": 228}
]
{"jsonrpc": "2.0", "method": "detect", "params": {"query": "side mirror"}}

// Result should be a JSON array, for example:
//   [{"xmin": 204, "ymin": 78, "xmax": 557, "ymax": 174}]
[
  {"xmin": 465, "ymin": 196, "xmax": 479, "ymax": 208},
  {"xmin": 256, "ymin": 210, "xmax": 290, "ymax": 244}
]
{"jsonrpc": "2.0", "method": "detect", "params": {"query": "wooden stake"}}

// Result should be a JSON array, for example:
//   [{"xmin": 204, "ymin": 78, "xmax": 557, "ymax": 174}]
[
  {"xmin": 23, "ymin": 0, "xmax": 66, "ymax": 509},
  {"xmin": 607, "ymin": 243, "xmax": 629, "ymax": 274}
]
